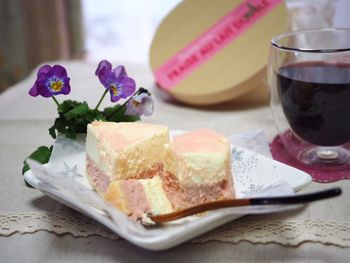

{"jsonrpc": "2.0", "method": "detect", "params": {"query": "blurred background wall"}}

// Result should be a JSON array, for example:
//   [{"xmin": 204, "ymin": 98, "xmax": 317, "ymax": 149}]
[
  {"xmin": 0, "ymin": 0, "xmax": 84, "ymax": 92},
  {"xmin": 0, "ymin": 0, "xmax": 179, "ymax": 93},
  {"xmin": 0, "ymin": 0, "xmax": 349, "ymax": 93}
]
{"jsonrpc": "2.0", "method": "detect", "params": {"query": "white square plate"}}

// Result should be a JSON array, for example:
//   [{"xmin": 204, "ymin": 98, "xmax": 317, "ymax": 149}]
[{"xmin": 24, "ymin": 133, "xmax": 311, "ymax": 250}]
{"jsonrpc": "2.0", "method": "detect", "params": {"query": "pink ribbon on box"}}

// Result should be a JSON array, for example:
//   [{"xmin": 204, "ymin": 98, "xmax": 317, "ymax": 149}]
[{"xmin": 155, "ymin": 0, "xmax": 282, "ymax": 90}]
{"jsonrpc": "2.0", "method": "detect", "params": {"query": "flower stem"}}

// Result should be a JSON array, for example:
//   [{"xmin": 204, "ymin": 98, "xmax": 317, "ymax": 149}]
[
  {"xmin": 106, "ymin": 89, "xmax": 139, "ymax": 120},
  {"xmin": 52, "ymin": 96, "xmax": 63, "ymax": 112},
  {"xmin": 95, "ymin": 89, "xmax": 108, "ymax": 110}
]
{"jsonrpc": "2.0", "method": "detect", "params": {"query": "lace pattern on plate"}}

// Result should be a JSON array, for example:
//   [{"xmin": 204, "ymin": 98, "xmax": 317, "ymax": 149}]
[{"xmin": 1, "ymin": 212, "xmax": 350, "ymax": 248}]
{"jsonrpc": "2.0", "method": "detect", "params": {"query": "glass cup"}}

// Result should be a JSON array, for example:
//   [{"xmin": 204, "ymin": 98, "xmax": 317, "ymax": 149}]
[{"xmin": 268, "ymin": 28, "xmax": 350, "ymax": 166}]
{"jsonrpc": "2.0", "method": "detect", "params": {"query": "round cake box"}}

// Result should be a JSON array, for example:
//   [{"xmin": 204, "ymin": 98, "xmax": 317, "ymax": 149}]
[{"xmin": 150, "ymin": 0, "xmax": 287, "ymax": 105}]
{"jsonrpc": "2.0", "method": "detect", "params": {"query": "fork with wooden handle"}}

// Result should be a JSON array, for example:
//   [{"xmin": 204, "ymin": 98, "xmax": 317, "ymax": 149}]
[{"xmin": 149, "ymin": 188, "xmax": 341, "ymax": 224}]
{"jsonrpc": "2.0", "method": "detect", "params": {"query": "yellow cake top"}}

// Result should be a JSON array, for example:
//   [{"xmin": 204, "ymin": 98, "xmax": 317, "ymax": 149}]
[{"xmin": 88, "ymin": 121, "xmax": 169, "ymax": 150}]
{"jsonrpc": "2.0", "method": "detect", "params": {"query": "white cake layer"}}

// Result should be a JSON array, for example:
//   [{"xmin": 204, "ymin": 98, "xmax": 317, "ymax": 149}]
[
  {"xmin": 140, "ymin": 176, "xmax": 173, "ymax": 215},
  {"xmin": 175, "ymin": 152, "xmax": 228, "ymax": 185}
]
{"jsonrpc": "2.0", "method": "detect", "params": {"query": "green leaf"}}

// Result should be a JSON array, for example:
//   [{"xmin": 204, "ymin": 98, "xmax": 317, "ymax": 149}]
[
  {"xmin": 103, "ymin": 105, "xmax": 125, "ymax": 122},
  {"xmin": 86, "ymin": 109, "xmax": 105, "ymax": 122},
  {"xmin": 118, "ymin": 115, "xmax": 140, "ymax": 122},
  {"xmin": 64, "ymin": 102, "xmax": 89, "ymax": 120},
  {"xmin": 103, "ymin": 105, "xmax": 124, "ymax": 116},
  {"xmin": 22, "ymin": 146, "xmax": 53, "ymax": 175},
  {"xmin": 65, "ymin": 126, "xmax": 77, "ymax": 139},
  {"xmin": 60, "ymin": 100, "xmax": 81, "ymax": 112},
  {"xmin": 48, "ymin": 101, "xmax": 90, "ymax": 139},
  {"xmin": 102, "ymin": 104, "xmax": 141, "ymax": 122},
  {"xmin": 22, "ymin": 163, "xmax": 30, "ymax": 176},
  {"xmin": 48, "ymin": 125, "xmax": 56, "ymax": 139}
]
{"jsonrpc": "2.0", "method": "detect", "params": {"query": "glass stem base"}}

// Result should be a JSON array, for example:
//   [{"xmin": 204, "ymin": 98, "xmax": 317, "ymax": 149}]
[{"xmin": 298, "ymin": 146, "xmax": 350, "ymax": 165}]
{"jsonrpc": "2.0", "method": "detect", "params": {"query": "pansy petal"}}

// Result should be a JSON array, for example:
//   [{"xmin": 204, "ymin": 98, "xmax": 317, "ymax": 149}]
[
  {"xmin": 125, "ymin": 93, "xmax": 154, "ymax": 117},
  {"xmin": 142, "ymin": 96, "xmax": 154, "ymax": 116},
  {"xmin": 99, "ymin": 68, "xmax": 115, "ymax": 88},
  {"xmin": 125, "ymin": 102, "xmax": 134, "ymax": 115},
  {"xmin": 126, "ymin": 99, "xmax": 142, "ymax": 116},
  {"xmin": 37, "ymin": 65, "xmax": 52, "ymax": 77},
  {"xmin": 38, "ymin": 82, "xmax": 53, "ymax": 97},
  {"xmin": 33, "ymin": 78, "xmax": 51, "ymax": 97},
  {"xmin": 51, "ymin": 65, "xmax": 68, "ymax": 78},
  {"xmin": 28, "ymin": 83, "xmax": 39, "ymax": 97},
  {"xmin": 113, "ymin": 65, "xmax": 127, "ymax": 81},
  {"xmin": 109, "ymin": 89, "xmax": 122, "ymax": 103},
  {"xmin": 110, "ymin": 95, "xmax": 121, "ymax": 103},
  {"xmin": 119, "ymin": 77, "xmax": 136, "ymax": 98},
  {"xmin": 45, "ymin": 69, "xmax": 55, "ymax": 79},
  {"xmin": 133, "ymin": 93, "xmax": 147, "ymax": 103},
  {"xmin": 59, "ymin": 78, "xmax": 71, "ymax": 95},
  {"xmin": 95, "ymin": 60, "xmax": 112, "ymax": 76}
]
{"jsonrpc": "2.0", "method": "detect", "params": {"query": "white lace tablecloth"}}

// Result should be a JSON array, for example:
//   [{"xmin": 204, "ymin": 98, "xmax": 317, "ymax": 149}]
[
  {"xmin": 2, "ymin": 211, "xmax": 350, "ymax": 248},
  {"xmin": 1, "ymin": 60, "xmax": 350, "ymax": 262}
]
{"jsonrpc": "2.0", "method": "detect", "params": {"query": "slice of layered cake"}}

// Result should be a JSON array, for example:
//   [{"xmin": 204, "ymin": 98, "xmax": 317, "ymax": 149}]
[
  {"xmin": 165, "ymin": 129, "xmax": 235, "ymax": 210},
  {"xmin": 86, "ymin": 121, "xmax": 169, "ymax": 193},
  {"xmin": 86, "ymin": 122, "xmax": 235, "ymax": 220}
]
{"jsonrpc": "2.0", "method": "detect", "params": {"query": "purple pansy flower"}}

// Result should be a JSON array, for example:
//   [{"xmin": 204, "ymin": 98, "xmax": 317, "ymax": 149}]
[
  {"xmin": 126, "ymin": 92, "xmax": 154, "ymax": 116},
  {"xmin": 95, "ymin": 60, "xmax": 136, "ymax": 102},
  {"xmin": 29, "ymin": 65, "xmax": 71, "ymax": 97}
]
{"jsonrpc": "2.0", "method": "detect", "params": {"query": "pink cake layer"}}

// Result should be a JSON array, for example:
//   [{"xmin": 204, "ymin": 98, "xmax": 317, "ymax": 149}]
[
  {"xmin": 161, "ymin": 171, "xmax": 233, "ymax": 210},
  {"xmin": 86, "ymin": 154, "xmax": 163, "ymax": 192},
  {"xmin": 119, "ymin": 179, "xmax": 151, "ymax": 219},
  {"xmin": 86, "ymin": 155, "xmax": 233, "ymax": 218},
  {"xmin": 87, "ymin": 156, "xmax": 234, "ymax": 217},
  {"xmin": 91, "ymin": 122, "xmax": 166, "ymax": 151},
  {"xmin": 172, "ymin": 129, "xmax": 227, "ymax": 153},
  {"xmin": 104, "ymin": 169, "xmax": 233, "ymax": 218},
  {"xmin": 86, "ymin": 155, "xmax": 110, "ymax": 193}
]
